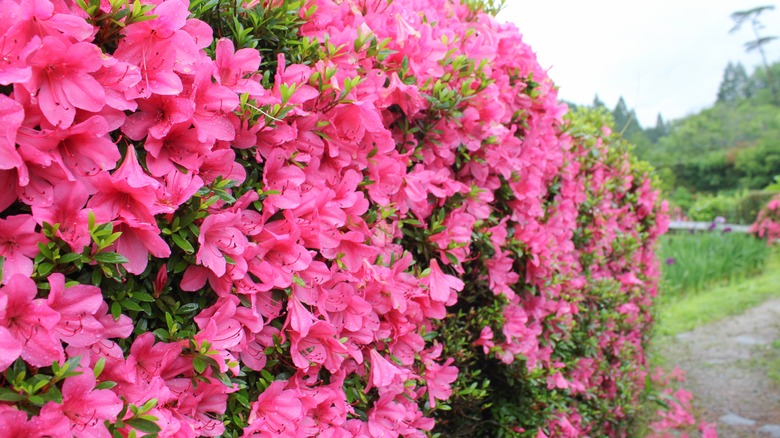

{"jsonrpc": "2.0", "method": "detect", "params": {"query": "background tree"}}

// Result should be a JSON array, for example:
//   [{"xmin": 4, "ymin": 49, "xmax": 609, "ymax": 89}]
[
  {"xmin": 731, "ymin": 5, "xmax": 779, "ymax": 104},
  {"xmin": 717, "ymin": 61, "xmax": 751, "ymax": 103}
]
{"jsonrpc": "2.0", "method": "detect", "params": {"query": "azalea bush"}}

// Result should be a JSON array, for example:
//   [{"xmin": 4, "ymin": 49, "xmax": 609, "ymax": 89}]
[
  {"xmin": 0, "ymin": 0, "xmax": 674, "ymax": 437},
  {"xmin": 751, "ymin": 195, "xmax": 780, "ymax": 243}
]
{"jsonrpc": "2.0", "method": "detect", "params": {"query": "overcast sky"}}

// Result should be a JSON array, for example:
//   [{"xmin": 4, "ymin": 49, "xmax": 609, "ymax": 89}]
[{"xmin": 497, "ymin": 1, "xmax": 780, "ymax": 127}]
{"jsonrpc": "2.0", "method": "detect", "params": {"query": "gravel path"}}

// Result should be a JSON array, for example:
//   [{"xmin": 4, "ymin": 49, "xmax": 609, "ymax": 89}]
[{"xmin": 661, "ymin": 298, "xmax": 780, "ymax": 437}]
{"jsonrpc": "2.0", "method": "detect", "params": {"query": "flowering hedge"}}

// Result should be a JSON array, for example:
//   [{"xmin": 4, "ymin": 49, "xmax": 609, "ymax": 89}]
[
  {"xmin": 751, "ymin": 195, "xmax": 780, "ymax": 243},
  {"xmin": 0, "ymin": 0, "xmax": 670, "ymax": 437}
]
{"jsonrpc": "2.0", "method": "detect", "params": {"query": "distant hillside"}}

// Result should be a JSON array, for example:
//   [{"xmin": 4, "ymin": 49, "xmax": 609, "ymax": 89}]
[{"xmin": 586, "ymin": 60, "xmax": 780, "ymax": 198}]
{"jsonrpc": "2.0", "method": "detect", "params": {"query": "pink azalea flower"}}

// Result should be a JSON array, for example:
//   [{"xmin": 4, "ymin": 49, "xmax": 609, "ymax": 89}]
[
  {"xmin": 0, "ymin": 325, "xmax": 20, "ymax": 372},
  {"xmin": 245, "ymin": 380, "xmax": 303, "ymax": 435},
  {"xmin": 214, "ymin": 38, "xmax": 263, "ymax": 95},
  {"xmin": 164, "ymin": 376, "xmax": 232, "ymax": 437},
  {"xmin": 114, "ymin": 0, "xmax": 203, "ymax": 96},
  {"xmin": 422, "ymin": 259, "xmax": 463, "ymax": 304},
  {"xmin": 31, "ymin": 181, "xmax": 96, "ymax": 252},
  {"xmin": 367, "ymin": 393, "xmax": 406, "ymax": 437},
  {"xmin": 0, "ymin": 214, "xmax": 45, "ymax": 283},
  {"xmin": 0, "ymin": 95, "xmax": 25, "ymax": 176},
  {"xmin": 40, "ymin": 369, "xmax": 123, "ymax": 437},
  {"xmin": 0, "ymin": 406, "xmax": 34, "ymax": 436},
  {"xmin": 0, "ymin": 7, "xmax": 40, "ymax": 85},
  {"xmin": 262, "ymin": 148, "xmax": 306, "ymax": 211},
  {"xmin": 366, "ymin": 349, "xmax": 402, "ymax": 391},
  {"xmin": 122, "ymin": 94, "xmax": 195, "ymax": 141},
  {"xmin": 46, "ymin": 273, "xmax": 105, "ymax": 348},
  {"xmin": 0, "ymin": 275, "xmax": 62, "ymax": 367},
  {"xmin": 88, "ymin": 146, "xmax": 169, "ymax": 230},
  {"xmin": 289, "ymin": 320, "xmax": 349, "ymax": 372},
  {"xmin": 93, "ymin": 56, "xmax": 142, "ymax": 112},
  {"xmin": 26, "ymin": 36, "xmax": 105, "ymax": 128},
  {"xmin": 196, "ymin": 211, "xmax": 248, "ymax": 277},
  {"xmin": 9, "ymin": 0, "xmax": 93, "ymax": 43},
  {"xmin": 421, "ymin": 352, "xmax": 458, "ymax": 408},
  {"xmin": 144, "ymin": 123, "xmax": 210, "ymax": 177},
  {"xmin": 190, "ymin": 57, "xmax": 240, "ymax": 142},
  {"xmin": 113, "ymin": 222, "xmax": 172, "ymax": 275}
]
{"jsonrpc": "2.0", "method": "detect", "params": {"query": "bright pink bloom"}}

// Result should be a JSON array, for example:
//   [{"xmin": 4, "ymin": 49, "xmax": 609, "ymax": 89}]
[
  {"xmin": 0, "ymin": 275, "xmax": 62, "ymax": 367},
  {"xmin": 88, "ymin": 146, "xmax": 169, "ymax": 230},
  {"xmin": 46, "ymin": 273, "xmax": 105, "ymax": 348},
  {"xmin": 190, "ymin": 57, "xmax": 240, "ymax": 142},
  {"xmin": 40, "ymin": 370, "xmax": 123, "ymax": 437},
  {"xmin": 423, "ymin": 259, "xmax": 463, "ymax": 303},
  {"xmin": 214, "ymin": 38, "xmax": 263, "ymax": 95},
  {"xmin": 0, "ymin": 95, "xmax": 25, "ymax": 176},
  {"xmin": 113, "ymin": 222, "xmax": 172, "ymax": 275},
  {"xmin": 27, "ymin": 37, "xmax": 105, "ymax": 128},
  {"xmin": 31, "ymin": 181, "xmax": 95, "ymax": 252},
  {"xmin": 367, "ymin": 349, "xmax": 402, "ymax": 390},
  {"xmin": 423, "ymin": 357, "xmax": 458, "ymax": 407},
  {"xmin": 197, "ymin": 211, "xmax": 248, "ymax": 277},
  {"xmin": 289, "ymin": 320, "xmax": 349, "ymax": 372},
  {"xmin": 163, "ymin": 376, "xmax": 232, "ymax": 437},
  {"xmin": 0, "ymin": 214, "xmax": 45, "ymax": 283},
  {"xmin": 0, "ymin": 325, "xmax": 20, "ymax": 372},
  {"xmin": 114, "ymin": 0, "xmax": 206, "ymax": 96},
  {"xmin": 122, "ymin": 95, "xmax": 194, "ymax": 140},
  {"xmin": 245, "ymin": 380, "xmax": 303, "ymax": 435}
]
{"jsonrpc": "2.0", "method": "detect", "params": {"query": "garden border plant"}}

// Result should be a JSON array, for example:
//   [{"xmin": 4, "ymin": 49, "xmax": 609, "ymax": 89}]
[{"xmin": 0, "ymin": 0, "xmax": 698, "ymax": 436}]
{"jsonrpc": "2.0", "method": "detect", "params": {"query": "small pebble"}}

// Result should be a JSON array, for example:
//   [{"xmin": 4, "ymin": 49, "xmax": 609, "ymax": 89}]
[{"xmin": 719, "ymin": 412, "xmax": 756, "ymax": 427}]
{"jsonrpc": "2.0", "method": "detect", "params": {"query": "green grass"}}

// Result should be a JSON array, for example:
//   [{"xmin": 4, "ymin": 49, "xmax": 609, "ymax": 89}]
[
  {"xmin": 766, "ymin": 340, "xmax": 780, "ymax": 385},
  {"xmin": 659, "ymin": 231, "xmax": 770, "ymax": 298},
  {"xmin": 639, "ymin": 239, "xmax": 780, "ymax": 436},
  {"xmin": 655, "ymin": 249, "xmax": 780, "ymax": 336}
]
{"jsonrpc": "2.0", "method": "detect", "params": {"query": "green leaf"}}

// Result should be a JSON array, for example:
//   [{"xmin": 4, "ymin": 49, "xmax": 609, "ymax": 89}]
[
  {"xmin": 59, "ymin": 253, "xmax": 82, "ymax": 264},
  {"xmin": 126, "ymin": 418, "xmax": 162, "ymax": 433},
  {"xmin": 172, "ymin": 233, "xmax": 195, "ymax": 254},
  {"xmin": 95, "ymin": 381, "xmax": 117, "ymax": 390},
  {"xmin": 93, "ymin": 357, "xmax": 106, "ymax": 378},
  {"xmin": 193, "ymin": 356, "xmax": 206, "ymax": 374},
  {"xmin": 176, "ymin": 303, "xmax": 200, "ymax": 314},
  {"xmin": 120, "ymin": 299, "xmax": 144, "ymax": 312},
  {"xmin": 37, "ymin": 262, "xmax": 53, "ymax": 276},
  {"xmin": 131, "ymin": 292, "xmax": 156, "ymax": 303},
  {"xmin": 445, "ymin": 252, "xmax": 460, "ymax": 266},
  {"xmin": 0, "ymin": 389, "xmax": 25, "ymax": 402},
  {"xmin": 93, "ymin": 252, "xmax": 129, "ymax": 264},
  {"xmin": 111, "ymin": 301, "xmax": 122, "ymax": 320}
]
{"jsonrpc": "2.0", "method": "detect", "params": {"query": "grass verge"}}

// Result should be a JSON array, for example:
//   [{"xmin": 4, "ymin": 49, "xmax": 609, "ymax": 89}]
[{"xmin": 655, "ymin": 249, "xmax": 780, "ymax": 337}]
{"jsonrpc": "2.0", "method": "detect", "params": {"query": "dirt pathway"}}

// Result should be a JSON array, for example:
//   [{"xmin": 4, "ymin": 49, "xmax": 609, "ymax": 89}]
[{"xmin": 660, "ymin": 298, "xmax": 780, "ymax": 437}]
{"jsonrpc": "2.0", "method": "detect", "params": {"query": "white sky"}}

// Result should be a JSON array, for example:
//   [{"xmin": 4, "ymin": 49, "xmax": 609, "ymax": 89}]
[{"xmin": 497, "ymin": 1, "xmax": 780, "ymax": 127}]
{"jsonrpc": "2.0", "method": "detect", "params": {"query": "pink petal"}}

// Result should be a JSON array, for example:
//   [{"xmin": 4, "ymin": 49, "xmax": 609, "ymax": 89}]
[
  {"xmin": 61, "ymin": 74, "xmax": 105, "ymax": 113},
  {"xmin": 0, "ymin": 326, "xmax": 22, "ymax": 371}
]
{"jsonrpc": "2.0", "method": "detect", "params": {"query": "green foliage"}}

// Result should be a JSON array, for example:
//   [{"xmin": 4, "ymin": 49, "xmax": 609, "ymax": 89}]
[
  {"xmin": 637, "ymin": 57, "xmax": 780, "ymax": 210},
  {"xmin": 717, "ymin": 61, "xmax": 752, "ymax": 103},
  {"xmin": 190, "ymin": 0, "xmax": 318, "ymax": 74},
  {"xmin": 687, "ymin": 190, "xmax": 776, "ymax": 224},
  {"xmin": 659, "ymin": 231, "xmax": 770, "ymax": 298},
  {"xmin": 656, "ymin": 249, "xmax": 780, "ymax": 336}
]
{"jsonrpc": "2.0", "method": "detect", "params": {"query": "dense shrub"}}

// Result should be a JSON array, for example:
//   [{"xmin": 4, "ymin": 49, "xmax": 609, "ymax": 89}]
[
  {"xmin": 751, "ymin": 195, "xmax": 780, "ymax": 243},
  {"xmin": 0, "ymin": 0, "xmax": 672, "ymax": 437},
  {"xmin": 687, "ymin": 190, "xmax": 776, "ymax": 224}
]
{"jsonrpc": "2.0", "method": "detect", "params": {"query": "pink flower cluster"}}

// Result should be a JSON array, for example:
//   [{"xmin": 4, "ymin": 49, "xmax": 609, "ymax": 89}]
[
  {"xmin": 751, "ymin": 195, "xmax": 780, "ymax": 243},
  {"xmin": 0, "ymin": 0, "xmax": 670, "ymax": 436},
  {"xmin": 648, "ymin": 367, "xmax": 717, "ymax": 438}
]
